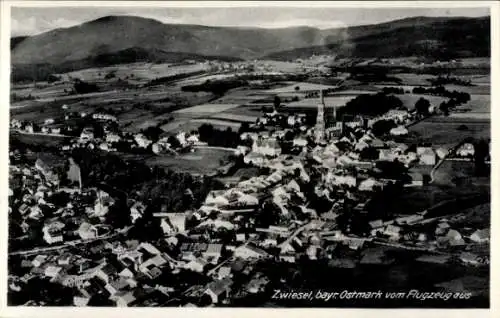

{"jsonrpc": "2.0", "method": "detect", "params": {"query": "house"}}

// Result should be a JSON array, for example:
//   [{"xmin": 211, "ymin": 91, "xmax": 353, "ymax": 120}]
[
  {"xmin": 73, "ymin": 296, "xmax": 90, "ymax": 307},
  {"xmin": 42, "ymin": 222, "xmax": 65, "ymax": 244},
  {"xmin": 457, "ymin": 143, "xmax": 475, "ymax": 157},
  {"xmin": 92, "ymin": 113, "xmax": 117, "ymax": 122},
  {"xmin": 470, "ymin": 228, "xmax": 489, "ymax": 243},
  {"xmin": 243, "ymin": 152, "xmax": 265, "ymax": 166},
  {"xmin": 252, "ymin": 137, "xmax": 281, "ymax": 157},
  {"xmin": 459, "ymin": 252, "xmax": 481, "ymax": 266},
  {"xmin": 325, "ymin": 173, "xmax": 356, "ymax": 188},
  {"xmin": 78, "ymin": 222, "xmax": 98, "ymax": 240},
  {"xmin": 112, "ymin": 291, "xmax": 136, "ymax": 307},
  {"xmin": 32, "ymin": 255, "xmax": 48, "ymax": 267},
  {"xmin": 293, "ymin": 137, "xmax": 308, "ymax": 147},
  {"xmin": 134, "ymin": 133, "xmax": 152, "ymax": 148},
  {"xmin": 218, "ymin": 266, "xmax": 232, "ymax": 279},
  {"xmin": 35, "ymin": 153, "xmax": 67, "ymax": 184},
  {"xmin": 205, "ymin": 190, "xmax": 229, "ymax": 206},
  {"xmin": 80, "ymin": 127, "xmax": 95, "ymax": 142},
  {"xmin": 95, "ymin": 263, "xmax": 117, "ymax": 283},
  {"xmin": 383, "ymin": 225, "xmax": 402, "ymax": 240},
  {"xmin": 419, "ymin": 148, "xmax": 436, "ymax": 165},
  {"xmin": 378, "ymin": 149, "xmax": 398, "ymax": 162},
  {"xmin": 203, "ymin": 244, "xmax": 223, "ymax": 261},
  {"xmin": 204, "ymin": 277, "xmax": 233, "ymax": 304},
  {"xmin": 358, "ymin": 178, "xmax": 382, "ymax": 192},
  {"xmin": 233, "ymin": 244, "xmax": 268, "ymax": 259},
  {"xmin": 445, "ymin": 229, "xmax": 465, "ymax": 246},
  {"xmin": 44, "ymin": 265, "xmax": 63, "ymax": 279},
  {"xmin": 130, "ymin": 201, "xmax": 146, "ymax": 224},
  {"xmin": 105, "ymin": 278, "xmax": 130, "ymax": 295},
  {"xmin": 184, "ymin": 258, "xmax": 208, "ymax": 273},
  {"xmin": 106, "ymin": 133, "xmax": 121, "ymax": 143},
  {"xmin": 389, "ymin": 126, "xmax": 409, "ymax": 136}
]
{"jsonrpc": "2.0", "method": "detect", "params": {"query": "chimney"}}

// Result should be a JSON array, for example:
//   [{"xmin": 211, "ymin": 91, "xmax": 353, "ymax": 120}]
[{"xmin": 320, "ymin": 89, "xmax": 324, "ymax": 105}]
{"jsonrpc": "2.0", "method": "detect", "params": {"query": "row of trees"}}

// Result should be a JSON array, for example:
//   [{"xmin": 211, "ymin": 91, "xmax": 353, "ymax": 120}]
[
  {"xmin": 338, "ymin": 92, "xmax": 405, "ymax": 118},
  {"xmin": 412, "ymin": 86, "xmax": 471, "ymax": 103},
  {"xmin": 197, "ymin": 123, "xmax": 246, "ymax": 148}
]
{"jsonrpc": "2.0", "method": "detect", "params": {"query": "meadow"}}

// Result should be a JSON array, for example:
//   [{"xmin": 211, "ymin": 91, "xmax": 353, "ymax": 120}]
[
  {"xmin": 408, "ymin": 117, "xmax": 490, "ymax": 148},
  {"xmin": 144, "ymin": 148, "xmax": 232, "ymax": 174}
]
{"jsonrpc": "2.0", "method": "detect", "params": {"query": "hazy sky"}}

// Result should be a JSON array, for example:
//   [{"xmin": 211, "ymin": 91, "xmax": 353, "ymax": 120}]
[{"xmin": 11, "ymin": 6, "xmax": 490, "ymax": 37}]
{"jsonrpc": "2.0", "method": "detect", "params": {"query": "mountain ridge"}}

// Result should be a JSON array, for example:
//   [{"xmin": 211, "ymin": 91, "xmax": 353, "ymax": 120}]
[{"xmin": 11, "ymin": 15, "xmax": 490, "ymax": 81}]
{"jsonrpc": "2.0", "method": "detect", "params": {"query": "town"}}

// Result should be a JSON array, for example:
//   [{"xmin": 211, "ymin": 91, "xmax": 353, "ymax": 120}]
[{"xmin": 8, "ymin": 8, "xmax": 491, "ymax": 309}]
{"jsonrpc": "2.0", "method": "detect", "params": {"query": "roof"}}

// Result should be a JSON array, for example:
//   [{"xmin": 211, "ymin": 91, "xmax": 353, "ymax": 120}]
[
  {"xmin": 205, "ymin": 244, "xmax": 223, "ymax": 255},
  {"xmin": 207, "ymin": 277, "xmax": 233, "ymax": 296},
  {"xmin": 472, "ymin": 228, "xmax": 490, "ymax": 240}
]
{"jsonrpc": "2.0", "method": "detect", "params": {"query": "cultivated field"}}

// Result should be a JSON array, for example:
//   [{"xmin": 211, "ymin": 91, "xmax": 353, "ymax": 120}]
[
  {"xmin": 395, "ymin": 73, "xmax": 434, "ymax": 86},
  {"xmin": 408, "ymin": 117, "xmax": 490, "ymax": 148},
  {"xmin": 60, "ymin": 62, "xmax": 209, "ymax": 82},
  {"xmin": 265, "ymin": 82, "xmax": 339, "ymax": 94},
  {"xmin": 396, "ymin": 94, "xmax": 448, "ymax": 109},
  {"xmin": 285, "ymin": 96, "xmax": 356, "ymax": 108},
  {"xmin": 174, "ymin": 103, "xmax": 240, "ymax": 114},
  {"xmin": 433, "ymin": 160, "xmax": 490, "ymax": 188},
  {"xmin": 209, "ymin": 113, "xmax": 258, "ymax": 123}
]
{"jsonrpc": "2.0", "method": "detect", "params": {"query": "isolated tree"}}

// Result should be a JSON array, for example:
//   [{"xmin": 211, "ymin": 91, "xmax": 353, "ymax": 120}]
[
  {"xmin": 439, "ymin": 101, "xmax": 450, "ymax": 116},
  {"xmin": 415, "ymin": 97, "xmax": 431, "ymax": 116},
  {"xmin": 167, "ymin": 135, "xmax": 181, "ymax": 149},
  {"xmin": 273, "ymin": 96, "xmax": 281, "ymax": 109},
  {"xmin": 473, "ymin": 139, "xmax": 489, "ymax": 176}
]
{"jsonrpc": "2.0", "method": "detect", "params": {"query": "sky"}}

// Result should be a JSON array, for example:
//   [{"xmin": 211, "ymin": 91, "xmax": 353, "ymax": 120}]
[{"xmin": 11, "ymin": 6, "xmax": 490, "ymax": 37}]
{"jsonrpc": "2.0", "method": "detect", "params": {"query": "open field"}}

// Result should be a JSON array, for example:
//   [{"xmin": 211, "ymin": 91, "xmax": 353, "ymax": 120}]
[
  {"xmin": 443, "ymin": 84, "xmax": 490, "ymax": 95},
  {"xmin": 265, "ymin": 82, "xmax": 339, "ymax": 94},
  {"xmin": 452, "ymin": 94, "xmax": 490, "ymax": 118},
  {"xmin": 396, "ymin": 94, "xmax": 448, "ymax": 109},
  {"xmin": 59, "ymin": 62, "xmax": 209, "ymax": 83},
  {"xmin": 144, "ymin": 148, "xmax": 232, "ymax": 174},
  {"xmin": 394, "ymin": 73, "xmax": 434, "ymax": 86},
  {"xmin": 189, "ymin": 118, "xmax": 242, "ymax": 129},
  {"xmin": 173, "ymin": 103, "xmax": 240, "ymax": 114},
  {"xmin": 209, "ymin": 112, "xmax": 258, "ymax": 123},
  {"xmin": 285, "ymin": 96, "xmax": 355, "ymax": 108},
  {"xmin": 433, "ymin": 160, "xmax": 490, "ymax": 188},
  {"xmin": 408, "ymin": 117, "xmax": 490, "ymax": 148},
  {"xmin": 10, "ymin": 132, "xmax": 71, "ymax": 148}
]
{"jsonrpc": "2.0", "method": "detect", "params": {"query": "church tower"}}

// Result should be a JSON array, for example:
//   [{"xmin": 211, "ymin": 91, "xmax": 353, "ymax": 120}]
[{"xmin": 315, "ymin": 89, "xmax": 326, "ymax": 143}]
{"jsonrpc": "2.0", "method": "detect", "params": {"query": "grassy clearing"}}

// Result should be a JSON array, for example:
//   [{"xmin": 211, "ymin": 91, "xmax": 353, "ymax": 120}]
[
  {"xmin": 433, "ymin": 160, "xmax": 490, "ymax": 188},
  {"xmin": 144, "ymin": 148, "xmax": 231, "ymax": 174}
]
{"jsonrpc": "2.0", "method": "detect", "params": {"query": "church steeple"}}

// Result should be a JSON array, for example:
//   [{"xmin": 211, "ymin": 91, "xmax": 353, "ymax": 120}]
[{"xmin": 315, "ymin": 89, "xmax": 326, "ymax": 143}]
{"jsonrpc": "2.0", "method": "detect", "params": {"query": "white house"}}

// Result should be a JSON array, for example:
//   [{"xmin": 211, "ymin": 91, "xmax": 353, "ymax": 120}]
[
  {"xmin": 78, "ymin": 222, "xmax": 98, "ymax": 240},
  {"xmin": 419, "ymin": 148, "xmax": 436, "ymax": 166},
  {"xmin": 390, "ymin": 126, "xmax": 409, "ymax": 136}
]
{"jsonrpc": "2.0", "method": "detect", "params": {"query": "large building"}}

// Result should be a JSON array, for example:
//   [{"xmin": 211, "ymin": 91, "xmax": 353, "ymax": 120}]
[{"xmin": 314, "ymin": 90, "xmax": 326, "ymax": 143}]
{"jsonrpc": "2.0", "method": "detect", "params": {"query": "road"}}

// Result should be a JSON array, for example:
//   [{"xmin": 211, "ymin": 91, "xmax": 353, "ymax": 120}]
[
  {"xmin": 278, "ymin": 221, "xmax": 313, "ymax": 253},
  {"xmin": 9, "ymin": 226, "xmax": 132, "ymax": 257},
  {"xmin": 429, "ymin": 139, "xmax": 468, "ymax": 184},
  {"xmin": 193, "ymin": 145, "xmax": 236, "ymax": 152},
  {"xmin": 11, "ymin": 129, "xmax": 73, "ymax": 138}
]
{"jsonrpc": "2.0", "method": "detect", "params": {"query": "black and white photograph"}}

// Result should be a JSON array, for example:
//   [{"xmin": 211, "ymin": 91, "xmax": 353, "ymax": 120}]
[{"xmin": 3, "ymin": 0, "xmax": 497, "ymax": 312}]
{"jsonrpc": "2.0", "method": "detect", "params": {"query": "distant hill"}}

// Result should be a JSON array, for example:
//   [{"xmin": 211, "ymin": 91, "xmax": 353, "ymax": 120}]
[
  {"xmin": 11, "ymin": 15, "xmax": 490, "ymax": 81},
  {"xmin": 265, "ymin": 16, "xmax": 490, "ymax": 60}
]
